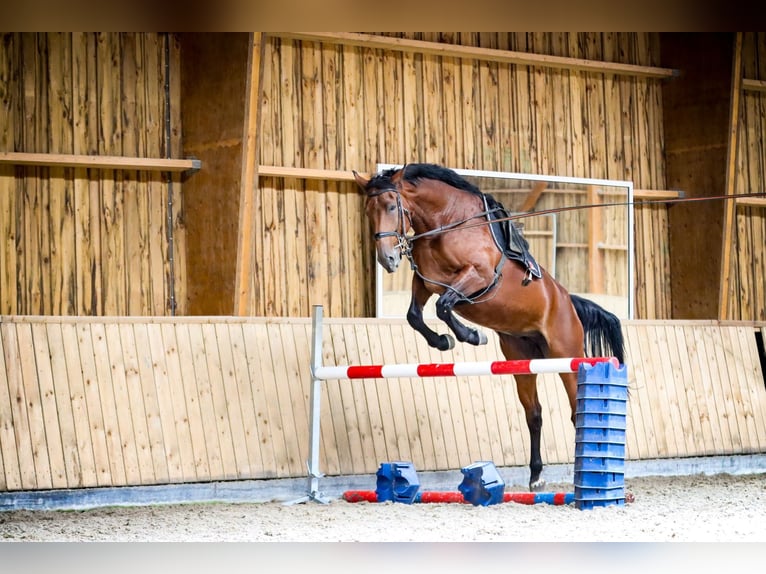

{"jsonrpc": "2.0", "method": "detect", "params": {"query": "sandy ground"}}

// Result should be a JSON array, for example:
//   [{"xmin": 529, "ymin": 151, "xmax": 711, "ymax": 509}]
[{"xmin": 1, "ymin": 472, "xmax": 765, "ymax": 542}]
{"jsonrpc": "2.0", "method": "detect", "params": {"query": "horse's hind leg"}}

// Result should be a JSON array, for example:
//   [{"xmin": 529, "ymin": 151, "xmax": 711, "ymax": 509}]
[
  {"xmin": 514, "ymin": 373, "xmax": 545, "ymax": 491},
  {"xmin": 406, "ymin": 274, "xmax": 455, "ymax": 351},
  {"xmin": 498, "ymin": 333, "xmax": 546, "ymax": 491}
]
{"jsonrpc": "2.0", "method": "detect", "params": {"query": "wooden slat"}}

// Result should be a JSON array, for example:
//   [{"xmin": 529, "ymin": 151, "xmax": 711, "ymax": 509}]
[
  {"xmin": 0, "ymin": 152, "xmax": 199, "ymax": 172},
  {"xmin": 144, "ymin": 34, "xmax": 168, "ymax": 316},
  {"xmin": 226, "ymin": 322, "xmax": 264, "ymax": 477},
  {"xmin": 0, "ymin": 324, "xmax": 22, "ymax": 490},
  {"xmin": 736, "ymin": 196, "xmax": 766, "ymax": 207},
  {"xmin": 2, "ymin": 323, "xmax": 37, "ymax": 489},
  {"xmin": 46, "ymin": 322, "xmax": 83, "ymax": 486},
  {"xmin": 213, "ymin": 323, "xmax": 251, "ymax": 477},
  {"xmin": 30, "ymin": 323, "xmax": 68, "ymax": 488},
  {"xmin": 131, "ymin": 322, "xmax": 170, "ymax": 483},
  {"xmin": 101, "ymin": 322, "xmax": 140, "ymax": 485},
  {"xmin": 169, "ymin": 323, "xmax": 209, "ymax": 480},
  {"xmin": 88, "ymin": 322, "xmax": 127, "ymax": 485},
  {"xmin": 145, "ymin": 322, "xmax": 185, "ymax": 482},
  {"xmin": 362, "ymin": 322, "xmax": 398, "ymax": 466},
  {"xmin": 252, "ymin": 323, "xmax": 290, "ymax": 476},
  {"xmin": 719, "ymin": 32, "xmax": 744, "ymax": 320},
  {"xmin": 61, "ymin": 322, "xmax": 98, "ymax": 486},
  {"xmin": 235, "ymin": 33, "xmax": 264, "ymax": 316},
  {"xmin": 742, "ymin": 78, "xmax": 766, "ymax": 92},
  {"xmin": 274, "ymin": 32, "xmax": 677, "ymax": 78},
  {"xmin": 75, "ymin": 322, "xmax": 112, "ymax": 486},
  {"xmin": 200, "ymin": 323, "xmax": 237, "ymax": 479},
  {"xmin": 623, "ymin": 327, "xmax": 652, "ymax": 459},
  {"xmin": 116, "ymin": 323, "xmax": 154, "ymax": 483}
]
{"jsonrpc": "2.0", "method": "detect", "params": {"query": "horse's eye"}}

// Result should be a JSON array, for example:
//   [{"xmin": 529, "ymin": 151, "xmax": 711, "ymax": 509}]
[{"xmin": 387, "ymin": 204, "xmax": 397, "ymax": 213}]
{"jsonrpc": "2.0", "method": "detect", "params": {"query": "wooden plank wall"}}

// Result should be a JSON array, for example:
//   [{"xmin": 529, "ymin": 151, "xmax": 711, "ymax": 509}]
[
  {"xmin": 251, "ymin": 32, "xmax": 670, "ymax": 320},
  {"xmin": 727, "ymin": 32, "xmax": 766, "ymax": 321},
  {"xmin": 1, "ymin": 315, "xmax": 764, "ymax": 491},
  {"xmin": 0, "ymin": 33, "xmax": 186, "ymax": 316}
]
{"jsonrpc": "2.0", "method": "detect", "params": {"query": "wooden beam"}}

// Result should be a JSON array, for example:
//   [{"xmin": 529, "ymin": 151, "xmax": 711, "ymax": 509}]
[
  {"xmin": 742, "ymin": 78, "xmax": 766, "ymax": 93},
  {"xmin": 520, "ymin": 181, "xmax": 547, "ymax": 212},
  {"xmin": 736, "ymin": 196, "xmax": 766, "ymax": 208},
  {"xmin": 719, "ymin": 32, "xmax": 744, "ymax": 320},
  {"xmin": 258, "ymin": 164, "xmax": 361, "ymax": 182},
  {"xmin": 588, "ymin": 185, "xmax": 604, "ymax": 294},
  {"xmin": 0, "ymin": 151, "xmax": 200, "ymax": 172},
  {"xmin": 273, "ymin": 32, "xmax": 678, "ymax": 79},
  {"xmin": 633, "ymin": 189, "xmax": 682, "ymax": 200},
  {"xmin": 234, "ymin": 33, "xmax": 266, "ymax": 316}
]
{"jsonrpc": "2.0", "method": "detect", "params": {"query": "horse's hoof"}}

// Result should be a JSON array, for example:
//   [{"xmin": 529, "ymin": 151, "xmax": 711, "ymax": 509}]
[
  {"xmin": 439, "ymin": 334, "xmax": 456, "ymax": 351},
  {"xmin": 470, "ymin": 331, "xmax": 488, "ymax": 346},
  {"xmin": 529, "ymin": 478, "xmax": 546, "ymax": 492},
  {"xmin": 477, "ymin": 331, "xmax": 488, "ymax": 345}
]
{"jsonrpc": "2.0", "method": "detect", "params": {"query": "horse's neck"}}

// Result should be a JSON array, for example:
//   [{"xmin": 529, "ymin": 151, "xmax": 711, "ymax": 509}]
[{"xmin": 405, "ymin": 186, "xmax": 482, "ymax": 233}]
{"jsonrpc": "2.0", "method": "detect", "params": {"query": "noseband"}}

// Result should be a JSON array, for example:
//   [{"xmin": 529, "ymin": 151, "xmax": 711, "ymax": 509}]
[{"xmin": 367, "ymin": 184, "xmax": 413, "ymax": 257}]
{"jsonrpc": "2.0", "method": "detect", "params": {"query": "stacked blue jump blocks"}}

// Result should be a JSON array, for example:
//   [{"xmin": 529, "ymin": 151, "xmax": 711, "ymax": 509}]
[{"xmin": 573, "ymin": 360, "xmax": 628, "ymax": 510}]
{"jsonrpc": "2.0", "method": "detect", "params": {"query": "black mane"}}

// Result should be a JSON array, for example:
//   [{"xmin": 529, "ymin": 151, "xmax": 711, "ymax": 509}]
[{"xmin": 401, "ymin": 163, "xmax": 482, "ymax": 196}]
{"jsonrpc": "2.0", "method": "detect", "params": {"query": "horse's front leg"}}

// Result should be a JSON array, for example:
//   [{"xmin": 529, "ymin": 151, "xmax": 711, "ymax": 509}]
[
  {"xmin": 434, "ymin": 266, "xmax": 489, "ymax": 346},
  {"xmin": 407, "ymin": 273, "xmax": 455, "ymax": 351}
]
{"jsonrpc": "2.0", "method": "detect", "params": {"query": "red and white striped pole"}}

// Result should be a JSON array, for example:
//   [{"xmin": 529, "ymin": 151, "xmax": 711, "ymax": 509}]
[{"xmin": 313, "ymin": 356, "xmax": 618, "ymax": 381}]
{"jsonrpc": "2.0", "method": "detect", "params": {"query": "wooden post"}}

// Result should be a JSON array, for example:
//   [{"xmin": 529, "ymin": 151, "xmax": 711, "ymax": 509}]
[
  {"xmin": 588, "ymin": 185, "xmax": 604, "ymax": 294},
  {"xmin": 234, "ymin": 33, "xmax": 266, "ymax": 316},
  {"xmin": 718, "ymin": 32, "xmax": 743, "ymax": 320}
]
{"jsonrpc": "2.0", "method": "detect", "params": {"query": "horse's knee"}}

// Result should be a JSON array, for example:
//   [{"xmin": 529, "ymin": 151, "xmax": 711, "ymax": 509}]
[{"xmin": 435, "ymin": 296, "xmax": 452, "ymax": 322}]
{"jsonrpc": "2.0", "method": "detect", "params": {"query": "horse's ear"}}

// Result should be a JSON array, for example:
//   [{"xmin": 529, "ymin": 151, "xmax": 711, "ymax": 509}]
[{"xmin": 352, "ymin": 170, "xmax": 369, "ymax": 192}]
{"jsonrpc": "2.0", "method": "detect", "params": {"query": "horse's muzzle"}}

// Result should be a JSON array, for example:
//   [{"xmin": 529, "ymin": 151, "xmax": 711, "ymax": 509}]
[{"xmin": 377, "ymin": 249, "xmax": 401, "ymax": 273}]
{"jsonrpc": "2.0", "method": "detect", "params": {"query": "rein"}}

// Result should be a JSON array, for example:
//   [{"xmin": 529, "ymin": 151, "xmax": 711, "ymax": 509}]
[{"xmin": 424, "ymin": 191, "xmax": 766, "ymax": 237}]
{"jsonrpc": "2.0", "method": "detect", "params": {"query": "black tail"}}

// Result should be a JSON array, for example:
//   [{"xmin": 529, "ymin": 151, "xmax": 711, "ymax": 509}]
[{"xmin": 570, "ymin": 294, "xmax": 626, "ymax": 365}]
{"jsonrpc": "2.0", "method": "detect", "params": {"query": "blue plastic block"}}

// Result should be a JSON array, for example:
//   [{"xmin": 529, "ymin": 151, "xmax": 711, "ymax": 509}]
[
  {"xmin": 575, "ymin": 455, "xmax": 626, "ymax": 473},
  {"xmin": 575, "ymin": 441, "xmax": 626, "ymax": 459},
  {"xmin": 574, "ymin": 485, "xmax": 625, "ymax": 501},
  {"xmin": 576, "ymin": 383, "xmax": 629, "ymax": 401},
  {"xmin": 575, "ymin": 426, "xmax": 626, "ymax": 444},
  {"xmin": 458, "ymin": 461, "xmax": 505, "ymax": 506},
  {"xmin": 577, "ymin": 360, "xmax": 628, "ymax": 387},
  {"xmin": 575, "ymin": 412, "xmax": 627, "ymax": 430},
  {"xmin": 576, "ymin": 498, "xmax": 626, "ymax": 510},
  {"xmin": 375, "ymin": 461, "xmax": 420, "ymax": 504},
  {"xmin": 576, "ymin": 398, "xmax": 627, "ymax": 415},
  {"xmin": 573, "ymin": 470, "xmax": 624, "ymax": 489}
]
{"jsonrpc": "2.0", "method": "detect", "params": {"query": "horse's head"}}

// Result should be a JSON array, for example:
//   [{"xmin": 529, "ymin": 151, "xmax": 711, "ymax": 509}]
[{"xmin": 353, "ymin": 168, "xmax": 409, "ymax": 273}]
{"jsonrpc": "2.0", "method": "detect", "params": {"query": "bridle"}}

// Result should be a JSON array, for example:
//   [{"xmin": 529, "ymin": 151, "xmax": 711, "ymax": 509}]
[{"xmin": 367, "ymin": 183, "xmax": 414, "ymax": 259}]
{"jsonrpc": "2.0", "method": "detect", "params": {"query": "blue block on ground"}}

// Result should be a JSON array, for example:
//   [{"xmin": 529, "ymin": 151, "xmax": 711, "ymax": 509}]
[
  {"xmin": 576, "ymin": 498, "xmax": 626, "ymax": 510},
  {"xmin": 375, "ymin": 461, "xmax": 420, "ymax": 503},
  {"xmin": 458, "ymin": 461, "xmax": 505, "ymax": 506}
]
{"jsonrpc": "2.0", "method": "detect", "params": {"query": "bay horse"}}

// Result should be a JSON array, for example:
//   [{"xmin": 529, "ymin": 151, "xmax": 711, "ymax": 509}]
[{"xmin": 353, "ymin": 163, "xmax": 625, "ymax": 491}]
